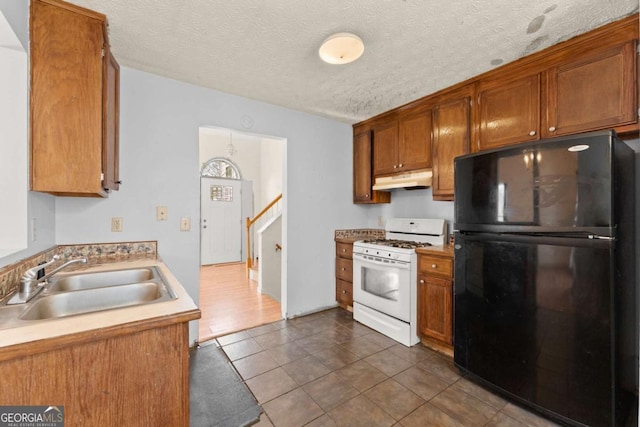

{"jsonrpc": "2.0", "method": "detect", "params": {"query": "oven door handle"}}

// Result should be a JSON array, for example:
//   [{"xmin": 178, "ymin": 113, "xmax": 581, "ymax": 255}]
[{"xmin": 353, "ymin": 252, "xmax": 411, "ymax": 269}]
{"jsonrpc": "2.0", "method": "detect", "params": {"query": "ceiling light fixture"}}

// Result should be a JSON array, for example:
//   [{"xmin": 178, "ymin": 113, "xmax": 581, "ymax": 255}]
[{"xmin": 318, "ymin": 32, "xmax": 364, "ymax": 65}]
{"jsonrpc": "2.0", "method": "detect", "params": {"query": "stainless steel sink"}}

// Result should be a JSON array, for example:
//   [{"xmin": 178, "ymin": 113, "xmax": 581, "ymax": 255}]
[
  {"xmin": 48, "ymin": 268, "xmax": 155, "ymax": 292},
  {"xmin": 20, "ymin": 282, "xmax": 168, "ymax": 320},
  {"xmin": 0, "ymin": 265, "xmax": 177, "ymax": 328}
]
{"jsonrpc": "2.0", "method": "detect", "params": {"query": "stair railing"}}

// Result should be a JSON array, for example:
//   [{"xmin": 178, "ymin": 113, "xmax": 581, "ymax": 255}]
[{"xmin": 246, "ymin": 193, "xmax": 282, "ymax": 273}]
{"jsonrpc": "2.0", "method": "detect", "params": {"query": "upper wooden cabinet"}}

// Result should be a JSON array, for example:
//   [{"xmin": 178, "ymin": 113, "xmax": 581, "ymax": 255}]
[
  {"xmin": 353, "ymin": 130, "xmax": 390, "ymax": 204},
  {"xmin": 30, "ymin": 0, "xmax": 120, "ymax": 197},
  {"xmin": 432, "ymin": 94, "xmax": 471, "ymax": 201},
  {"xmin": 475, "ymin": 73, "xmax": 541, "ymax": 151},
  {"xmin": 398, "ymin": 112, "xmax": 432, "ymax": 171},
  {"xmin": 372, "ymin": 122, "xmax": 399, "ymax": 176},
  {"xmin": 544, "ymin": 41, "xmax": 637, "ymax": 138},
  {"xmin": 352, "ymin": 14, "xmax": 637, "ymax": 203},
  {"xmin": 373, "ymin": 112, "xmax": 432, "ymax": 177}
]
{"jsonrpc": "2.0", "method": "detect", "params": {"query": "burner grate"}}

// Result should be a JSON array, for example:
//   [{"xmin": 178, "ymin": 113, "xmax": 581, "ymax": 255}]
[{"xmin": 360, "ymin": 239, "xmax": 432, "ymax": 249}]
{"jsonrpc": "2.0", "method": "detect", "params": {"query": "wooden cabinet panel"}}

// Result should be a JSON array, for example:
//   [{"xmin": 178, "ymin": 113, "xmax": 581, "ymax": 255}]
[
  {"xmin": 336, "ymin": 242, "xmax": 353, "ymax": 259},
  {"xmin": 335, "ymin": 241, "xmax": 355, "ymax": 309},
  {"xmin": 399, "ymin": 112, "xmax": 432, "ymax": 170},
  {"xmin": 30, "ymin": 0, "xmax": 120, "ymax": 197},
  {"xmin": 336, "ymin": 278, "xmax": 353, "ymax": 307},
  {"xmin": 102, "ymin": 47, "xmax": 120, "ymax": 192},
  {"xmin": 476, "ymin": 74, "xmax": 541, "ymax": 151},
  {"xmin": 432, "ymin": 96, "xmax": 470, "ymax": 201},
  {"xmin": 545, "ymin": 41, "xmax": 637, "ymax": 137},
  {"xmin": 353, "ymin": 130, "xmax": 391, "ymax": 204},
  {"xmin": 0, "ymin": 322, "xmax": 191, "ymax": 426},
  {"xmin": 418, "ymin": 255, "xmax": 453, "ymax": 279},
  {"xmin": 336, "ymin": 257, "xmax": 353, "ymax": 283},
  {"xmin": 373, "ymin": 122, "xmax": 399, "ymax": 176},
  {"xmin": 418, "ymin": 275, "xmax": 453, "ymax": 345}
]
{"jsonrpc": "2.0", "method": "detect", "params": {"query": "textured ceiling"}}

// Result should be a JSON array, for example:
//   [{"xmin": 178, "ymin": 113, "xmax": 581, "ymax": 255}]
[{"xmin": 68, "ymin": 0, "xmax": 638, "ymax": 124}]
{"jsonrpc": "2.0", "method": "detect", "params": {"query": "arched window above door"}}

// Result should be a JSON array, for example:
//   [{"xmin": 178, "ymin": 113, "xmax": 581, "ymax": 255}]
[{"xmin": 200, "ymin": 157, "xmax": 242, "ymax": 179}]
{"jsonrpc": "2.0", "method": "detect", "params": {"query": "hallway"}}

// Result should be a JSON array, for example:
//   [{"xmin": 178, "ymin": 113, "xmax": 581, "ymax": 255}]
[{"xmin": 199, "ymin": 262, "xmax": 282, "ymax": 342}]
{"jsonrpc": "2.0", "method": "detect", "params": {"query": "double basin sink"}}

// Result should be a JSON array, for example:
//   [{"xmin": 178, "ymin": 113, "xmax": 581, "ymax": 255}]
[{"xmin": 0, "ymin": 266, "xmax": 177, "ymax": 329}]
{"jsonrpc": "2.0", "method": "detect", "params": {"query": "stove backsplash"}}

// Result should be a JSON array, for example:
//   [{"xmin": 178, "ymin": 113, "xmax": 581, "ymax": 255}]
[{"xmin": 334, "ymin": 229, "xmax": 385, "ymax": 240}]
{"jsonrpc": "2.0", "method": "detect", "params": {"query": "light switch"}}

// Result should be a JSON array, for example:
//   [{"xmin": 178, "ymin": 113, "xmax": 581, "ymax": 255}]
[
  {"xmin": 111, "ymin": 217, "xmax": 123, "ymax": 232},
  {"xmin": 156, "ymin": 206, "xmax": 168, "ymax": 221},
  {"xmin": 180, "ymin": 217, "xmax": 191, "ymax": 231}
]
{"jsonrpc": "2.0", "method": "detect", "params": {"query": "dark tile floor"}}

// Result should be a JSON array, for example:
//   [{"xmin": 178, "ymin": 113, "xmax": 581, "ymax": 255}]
[{"xmin": 216, "ymin": 308, "xmax": 560, "ymax": 427}]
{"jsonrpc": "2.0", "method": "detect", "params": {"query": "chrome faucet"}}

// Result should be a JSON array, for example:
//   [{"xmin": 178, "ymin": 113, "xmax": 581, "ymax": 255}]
[{"xmin": 6, "ymin": 255, "xmax": 88, "ymax": 304}]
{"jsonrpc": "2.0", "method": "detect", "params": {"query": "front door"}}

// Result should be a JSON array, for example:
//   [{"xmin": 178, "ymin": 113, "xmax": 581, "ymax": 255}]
[{"xmin": 200, "ymin": 177, "xmax": 242, "ymax": 265}]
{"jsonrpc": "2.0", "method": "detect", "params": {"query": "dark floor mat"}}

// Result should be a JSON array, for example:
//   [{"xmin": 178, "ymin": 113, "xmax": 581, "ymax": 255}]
[{"xmin": 190, "ymin": 343, "xmax": 262, "ymax": 427}]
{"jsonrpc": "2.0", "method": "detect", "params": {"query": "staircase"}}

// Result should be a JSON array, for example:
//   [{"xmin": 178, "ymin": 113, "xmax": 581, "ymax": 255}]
[{"xmin": 246, "ymin": 194, "xmax": 282, "ymax": 277}]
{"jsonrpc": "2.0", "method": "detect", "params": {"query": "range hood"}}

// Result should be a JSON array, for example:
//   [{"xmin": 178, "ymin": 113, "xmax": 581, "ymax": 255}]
[{"xmin": 372, "ymin": 169, "xmax": 433, "ymax": 190}]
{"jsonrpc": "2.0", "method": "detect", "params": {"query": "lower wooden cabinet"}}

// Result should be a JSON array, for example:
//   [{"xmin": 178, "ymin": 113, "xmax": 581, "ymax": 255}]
[
  {"xmin": 335, "ymin": 241, "xmax": 354, "ymax": 309},
  {"xmin": 417, "ymin": 251, "xmax": 454, "ymax": 350}
]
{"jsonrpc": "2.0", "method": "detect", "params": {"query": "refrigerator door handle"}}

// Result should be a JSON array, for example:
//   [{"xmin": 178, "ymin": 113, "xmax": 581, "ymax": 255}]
[{"xmin": 588, "ymin": 235, "xmax": 614, "ymax": 241}]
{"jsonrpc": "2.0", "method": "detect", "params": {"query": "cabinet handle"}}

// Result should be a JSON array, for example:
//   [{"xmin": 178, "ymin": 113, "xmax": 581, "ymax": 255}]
[
  {"xmin": 342, "ymin": 248, "xmax": 346, "ymax": 252},
  {"xmin": 548, "ymin": 126, "xmax": 556, "ymax": 132},
  {"xmin": 393, "ymin": 165, "xmax": 397, "ymax": 169},
  {"xmin": 419, "ymin": 279, "xmax": 424, "ymax": 284},
  {"xmin": 115, "ymin": 180, "xmax": 122, "ymax": 184},
  {"xmin": 341, "ymin": 267, "xmax": 345, "ymax": 271},
  {"xmin": 399, "ymin": 163, "xmax": 403, "ymax": 168},
  {"xmin": 365, "ymin": 193, "xmax": 369, "ymax": 198},
  {"xmin": 342, "ymin": 290, "xmax": 347, "ymax": 294},
  {"xmin": 528, "ymin": 131, "xmax": 536, "ymax": 136},
  {"xmin": 431, "ymin": 264, "xmax": 437, "ymax": 269}
]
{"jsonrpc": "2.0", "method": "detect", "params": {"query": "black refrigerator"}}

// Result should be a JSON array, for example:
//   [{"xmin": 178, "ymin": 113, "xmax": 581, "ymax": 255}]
[{"xmin": 453, "ymin": 130, "xmax": 637, "ymax": 427}]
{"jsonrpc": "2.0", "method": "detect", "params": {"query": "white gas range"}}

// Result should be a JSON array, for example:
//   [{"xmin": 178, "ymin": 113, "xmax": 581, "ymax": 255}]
[{"xmin": 352, "ymin": 218, "xmax": 446, "ymax": 346}]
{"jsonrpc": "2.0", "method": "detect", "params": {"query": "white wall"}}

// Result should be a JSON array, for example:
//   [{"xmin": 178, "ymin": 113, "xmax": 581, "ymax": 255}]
[
  {"xmin": 55, "ymin": 67, "xmax": 370, "ymax": 343},
  {"xmin": 0, "ymin": 0, "xmax": 56, "ymax": 268},
  {"xmin": 260, "ymin": 137, "xmax": 283, "ymax": 209}
]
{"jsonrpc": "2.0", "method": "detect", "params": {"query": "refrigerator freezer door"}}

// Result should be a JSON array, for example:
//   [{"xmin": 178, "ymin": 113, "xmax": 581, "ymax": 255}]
[{"xmin": 454, "ymin": 131, "xmax": 614, "ymax": 235}]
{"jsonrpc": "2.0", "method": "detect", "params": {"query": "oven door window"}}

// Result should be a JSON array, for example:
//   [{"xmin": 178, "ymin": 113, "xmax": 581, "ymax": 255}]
[
  {"xmin": 353, "ymin": 256, "xmax": 411, "ymax": 323},
  {"xmin": 362, "ymin": 267, "xmax": 399, "ymax": 301}
]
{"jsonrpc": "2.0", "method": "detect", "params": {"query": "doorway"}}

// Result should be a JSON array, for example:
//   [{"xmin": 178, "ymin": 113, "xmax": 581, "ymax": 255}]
[{"xmin": 198, "ymin": 126, "xmax": 285, "ymax": 342}]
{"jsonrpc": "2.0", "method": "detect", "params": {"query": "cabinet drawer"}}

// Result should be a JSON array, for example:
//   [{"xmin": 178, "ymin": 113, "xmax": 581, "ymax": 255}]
[
  {"xmin": 336, "ymin": 242, "xmax": 353, "ymax": 259},
  {"xmin": 336, "ymin": 258, "xmax": 353, "ymax": 282},
  {"xmin": 419, "ymin": 255, "xmax": 453, "ymax": 279},
  {"xmin": 336, "ymin": 279, "xmax": 353, "ymax": 306}
]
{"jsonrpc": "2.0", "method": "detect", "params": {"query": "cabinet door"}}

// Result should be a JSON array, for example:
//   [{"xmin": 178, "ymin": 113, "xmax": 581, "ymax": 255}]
[
  {"xmin": 336, "ymin": 279, "xmax": 353, "ymax": 307},
  {"xmin": 545, "ymin": 41, "xmax": 637, "ymax": 137},
  {"xmin": 353, "ymin": 130, "xmax": 391, "ymax": 204},
  {"xmin": 31, "ymin": 0, "xmax": 105, "ymax": 196},
  {"xmin": 432, "ymin": 97, "xmax": 470, "ymax": 201},
  {"xmin": 335, "ymin": 257, "xmax": 353, "ymax": 282},
  {"xmin": 418, "ymin": 275, "xmax": 453, "ymax": 344},
  {"xmin": 102, "ymin": 47, "xmax": 120, "ymax": 192},
  {"xmin": 398, "ymin": 112, "xmax": 432, "ymax": 171},
  {"xmin": 373, "ymin": 121, "xmax": 399, "ymax": 176},
  {"xmin": 476, "ymin": 74, "xmax": 540, "ymax": 151}
]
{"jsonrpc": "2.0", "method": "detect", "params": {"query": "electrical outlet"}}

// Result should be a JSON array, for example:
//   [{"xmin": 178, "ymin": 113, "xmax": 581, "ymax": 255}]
[
  {"xmin": 156, "ymin": 206, "xmax": 168, "ymax": 221},
  {"xmin": 111, "ymin": 217, "xmax": 123, "ymax": 232},
  {"xmin": 180, "ymin": 217, "xmax": 191, "ymax": 232}
]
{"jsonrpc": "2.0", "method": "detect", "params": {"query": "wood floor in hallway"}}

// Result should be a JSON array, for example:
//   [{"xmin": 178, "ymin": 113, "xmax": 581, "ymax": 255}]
[{"xmin": 199, "ymin": 262, "xmax": 282, "ymax": 342}]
